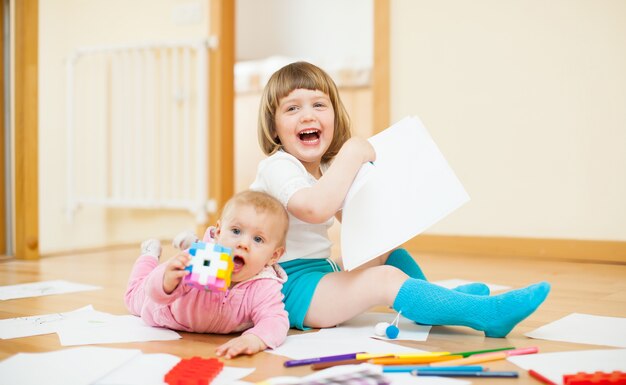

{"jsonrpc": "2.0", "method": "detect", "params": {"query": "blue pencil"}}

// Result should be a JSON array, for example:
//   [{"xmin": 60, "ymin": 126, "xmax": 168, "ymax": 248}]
[
  {"xmin": 411, "ymin": 370, "xmax": 519, "ymax": 378},
  {"xmin": 384, "ymin": 365, "xmax": 483, "ymax": 373}
]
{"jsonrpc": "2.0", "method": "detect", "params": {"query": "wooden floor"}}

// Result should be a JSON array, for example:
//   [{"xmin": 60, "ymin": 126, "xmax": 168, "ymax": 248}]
[{"xmin": 1, "ymin": 245, "xmax": 625, "ymax": 383}]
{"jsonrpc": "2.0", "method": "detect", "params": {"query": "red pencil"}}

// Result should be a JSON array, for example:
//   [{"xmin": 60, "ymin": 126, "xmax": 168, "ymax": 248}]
[{"xmin": 529, "ymin": 369, "xmax": 558, "ymax": 385}]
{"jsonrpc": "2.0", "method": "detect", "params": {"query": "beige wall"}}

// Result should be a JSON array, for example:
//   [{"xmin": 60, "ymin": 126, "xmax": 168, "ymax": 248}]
[
  {"xmin": 390, "ymin": 0, "xmax": 626, "ymax": 241},
  {"xmin": 39, "ymin": 0, "xmax": 209, "ymax": 254}
]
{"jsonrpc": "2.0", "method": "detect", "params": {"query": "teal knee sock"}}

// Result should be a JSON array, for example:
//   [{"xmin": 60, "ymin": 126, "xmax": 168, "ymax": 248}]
[
  {"xmin": 386, "ymin": 249, "xmax": 490, "ymax": 296},
  {"xmin": 393, "ymin": 279, "xmax": 550, "ymax": 337},
  {"xmin": 386, "ymin": 249, "xmax": 427, "ymax": 280}
]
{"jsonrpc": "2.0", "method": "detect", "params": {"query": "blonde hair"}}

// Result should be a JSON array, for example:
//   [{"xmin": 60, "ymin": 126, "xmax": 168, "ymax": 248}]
[
  {"xmin": 258, "ymin": 61, "xmax": 351, "ymax": 164},
  {"xmin": 220, "ymin": 190, "xmax": 289, "ymax": 247}
]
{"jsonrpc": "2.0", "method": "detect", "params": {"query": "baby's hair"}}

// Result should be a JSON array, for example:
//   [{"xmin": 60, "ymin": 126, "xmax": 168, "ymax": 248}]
[
  {"xmin": 258, "ymin": 61, "xmax": 351, "ymax": 163},
  {"xmin": 220, "ymin": 190, "xmax": 289, "ymax": 246}
]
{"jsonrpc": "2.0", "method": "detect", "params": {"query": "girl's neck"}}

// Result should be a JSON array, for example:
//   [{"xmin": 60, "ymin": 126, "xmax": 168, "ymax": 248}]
[{"xmin": 302, "ymin": 161, "xmax": 322, "ymax": 179}]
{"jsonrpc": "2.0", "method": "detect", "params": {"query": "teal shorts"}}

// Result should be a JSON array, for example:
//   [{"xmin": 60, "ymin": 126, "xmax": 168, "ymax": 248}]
[{"xmin": 279, "ymin": 258, "xmax": 341, "ymax": 330}]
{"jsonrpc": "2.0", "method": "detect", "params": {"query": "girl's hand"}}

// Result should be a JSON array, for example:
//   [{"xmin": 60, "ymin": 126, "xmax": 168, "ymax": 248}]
[
  {"xmin": 163, "ymin": 252, "xmax": 190, "ymax": 294},
  {"xmin": 343, "ymin": 137, "xmax": 376, "ymax": 164},
  {"xmin": 215, "ymin": 334, "xmax": 267, "ymax": 359}
]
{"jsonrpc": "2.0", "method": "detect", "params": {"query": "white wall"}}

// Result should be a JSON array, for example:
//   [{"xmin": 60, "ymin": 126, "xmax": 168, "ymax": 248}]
[
  {"xmin": 39, "ymin": 0, "xmax": 210, "ymax": 254},
  {"xmin": 391, "ymin": 0, "xmax": 626, "ymax": 241},
  {"xmin": 236, "ymin": 0, "xmax": 372, "ymax": 66}
]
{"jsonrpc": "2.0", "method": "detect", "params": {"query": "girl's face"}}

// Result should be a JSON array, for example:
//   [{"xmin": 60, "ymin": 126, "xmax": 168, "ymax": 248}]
[{"xmin": 274, "ymin": 88, "xmax": 335, "ymax": 176}]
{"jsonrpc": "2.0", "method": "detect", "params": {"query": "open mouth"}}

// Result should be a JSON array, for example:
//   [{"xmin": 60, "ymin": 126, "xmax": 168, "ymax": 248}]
[
  {"xmin": 298, "ymin": 129, "xmax": 320, "ymax": 143},
  {"xmin": 232, "ymin": 255, "xmax": 245, "ymax": 273}
]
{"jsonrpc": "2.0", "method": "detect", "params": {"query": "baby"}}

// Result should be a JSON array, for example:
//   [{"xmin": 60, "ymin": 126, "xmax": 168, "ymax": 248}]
[{"xmin": 124, "ymin": 190, "xmax": 289, "ymax": 358}]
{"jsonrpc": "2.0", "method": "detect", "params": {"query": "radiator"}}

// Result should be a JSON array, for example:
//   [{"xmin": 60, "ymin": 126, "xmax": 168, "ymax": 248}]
[{"xmin": 66, "ymin": 39, "xmax": 216, "ymax": 223}]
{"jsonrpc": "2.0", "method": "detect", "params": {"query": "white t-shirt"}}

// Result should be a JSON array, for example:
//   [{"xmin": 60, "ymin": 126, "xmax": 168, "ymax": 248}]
[{"xmin": 250, "ymin": 151, "xmax": 334, "ymax": 262}]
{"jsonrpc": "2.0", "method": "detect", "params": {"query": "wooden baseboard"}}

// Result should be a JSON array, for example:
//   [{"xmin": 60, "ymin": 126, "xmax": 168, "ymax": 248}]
[{"xmin": 403, "ymin": 235, "xmax": 626, "ymax": 264}]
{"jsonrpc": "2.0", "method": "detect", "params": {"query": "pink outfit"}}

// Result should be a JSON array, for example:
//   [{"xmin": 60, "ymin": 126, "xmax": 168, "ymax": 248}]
[{"xmin": 124, "ymin": 253, "xmax": 289, "ymax": 349}]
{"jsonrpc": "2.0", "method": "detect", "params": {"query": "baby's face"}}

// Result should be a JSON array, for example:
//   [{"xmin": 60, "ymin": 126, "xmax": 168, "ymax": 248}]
[{"xmin": 216, "ymin": 204, "xmax": 285, "ymax": 283}]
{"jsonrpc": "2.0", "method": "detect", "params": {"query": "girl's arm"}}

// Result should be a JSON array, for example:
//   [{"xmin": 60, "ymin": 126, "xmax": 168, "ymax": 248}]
[{"xmin": 288, "ymin": 137, "xmax": 375, "ymax": 223}]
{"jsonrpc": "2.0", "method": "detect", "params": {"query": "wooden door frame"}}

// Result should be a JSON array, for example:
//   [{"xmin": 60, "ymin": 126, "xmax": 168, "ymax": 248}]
[
  {"xmin": 205, "ymin": 0, "xmax": 235, "ymax": 230},
  {"xmin": 373, "ymin": 0, "xmax": 390, "ymax": 133},
  {"xmin": 13, "ymin": 0, "xmax": 38, "ymax": 260}
]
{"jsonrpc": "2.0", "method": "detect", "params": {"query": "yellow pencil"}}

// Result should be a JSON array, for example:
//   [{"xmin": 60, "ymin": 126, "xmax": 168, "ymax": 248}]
[
  {"xmin": 356, "ymin": 351, "xmax": 450, "ymax": 360},
  {"xmin": 430, "ymin": 351, "xmax": 508, "ymax": 366},
  {"xmin": 371, "ymin": 355, "xmax": 464, "ymax": 365}
]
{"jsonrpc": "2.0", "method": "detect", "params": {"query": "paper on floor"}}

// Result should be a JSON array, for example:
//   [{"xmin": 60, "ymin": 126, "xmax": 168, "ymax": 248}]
[
  {"xmin": 0, "ymin": 279, "xmax": 100, "ymax": 300},
  {"xmin": 432, "ymin": 278, "xmax": 510, "ymax": 293},
  {"xmin": 508, "ymin": 349, "xmax": 626, "ymax": 385},
  {"xmin": 525, "ymin": 313, "xmax": 626, "ymax": 348},
  {"xmin": 267, "ymin": 313, "xmax": 430, "ymax": 359}
]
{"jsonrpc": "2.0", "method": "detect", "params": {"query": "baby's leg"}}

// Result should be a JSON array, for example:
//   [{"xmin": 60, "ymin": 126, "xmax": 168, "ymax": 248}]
[
  {"xmin": 124, "ymin": 240, "xmax": 162, "ymax": 316},
  {"xmin": 393, "ymin": 279, "xmax": 551, "ymax": 337}
]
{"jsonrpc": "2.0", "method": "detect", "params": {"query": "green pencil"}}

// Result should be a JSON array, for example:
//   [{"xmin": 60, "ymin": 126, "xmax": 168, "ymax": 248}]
[{"xmin": 451, "ymin": 346, "xmax": 515, "ymax": 358}]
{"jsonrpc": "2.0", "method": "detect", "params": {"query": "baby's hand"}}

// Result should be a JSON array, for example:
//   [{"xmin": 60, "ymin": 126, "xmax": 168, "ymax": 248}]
[
  {"xmin": 343, "ymin": 137, "xmax": 376, "ymax": 164},
  {"xmin": 163, "ymin": 252, "xmax": 191, "ymax": 294},
  {"xmin": 215, "ymin": 334, "xmax": 267, "ymax": 359}
]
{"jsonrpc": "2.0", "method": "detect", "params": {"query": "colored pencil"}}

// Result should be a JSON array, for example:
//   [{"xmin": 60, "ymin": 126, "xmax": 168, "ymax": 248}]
[
  {"xmin": 310, "ymin": 358, "xmax": 365, "ymax": 370},
  {"xmin": 412, "ymin": 370, "xmax": 519, "ymax": 378},
  {"xmin": 451, "ymin": 346, "xmax": 515, "ymax": 357},
  {"xmin": 430, "ymin": 351, "xmax": 508, "ymax": 366},
  {"xmin": 371, "ymin": 355, "xmax": 464, "ymax": 365},
  {"xmin": 283, "ymin": 352, "xmax": 364, "ymax": 367},
  {"xmin": 383, "ymin": 365, "xmax": 483, "ymax": 373},
  {"xmin": 528, "ymin": 369, "xmax": 558, "ymax": 385}
]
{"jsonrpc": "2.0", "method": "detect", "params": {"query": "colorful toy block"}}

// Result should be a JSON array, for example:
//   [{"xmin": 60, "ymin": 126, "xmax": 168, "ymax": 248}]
[
  {"xmin": 164, "ymin": 356, "xmax": 224, "ymax": 385},
  {"xmin": 184, "ymin": 241, "xmax": 233, "ymax": 291},
  {"xmin": 563, "ymin": 371, "xmax": 626, "ymax": 385}
]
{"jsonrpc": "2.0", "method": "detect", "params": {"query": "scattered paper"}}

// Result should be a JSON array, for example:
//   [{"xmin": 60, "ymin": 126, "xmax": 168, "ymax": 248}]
[
  {"xmin": 432, "ymin": 279, "xmax": 510, "ymax": 293},
  {"xmin": 508, "ymin": 349, "xmax": 626, "ymax": 385},
  {"xmin": 95, "ymin": 353, "xmax": 255, "ymax": 385},
  {"xmin": 0, "ymin": 305, "xmax": 100, "ymax": 339},
  {"xmin": 0, "ymin": 347, "xmax": 141, "ymax": 385},
  {"xmin": 268, "ymin": 313, "xmax": 429, "ymax": 359},
  {"xmin": 316, "ymin": 312, "xmax": 431, "ymax": 342},
  {"xmin": 0, "ymin": 305, "xmax": 181, "ymax": 345},
  {"xmin": 342, "ymin": 116, "xmax": 470, "ymax": 270},
  {"xmin": 525, "ymin": 313, "xmax": 626, "ymax": 348},
  {"xmin": 0, "ymin": 279, "xmax": 100, "ymax": 300},
  {"xmin": 57, "ymin": 314, "xmax": 181, "ymax": 346}
]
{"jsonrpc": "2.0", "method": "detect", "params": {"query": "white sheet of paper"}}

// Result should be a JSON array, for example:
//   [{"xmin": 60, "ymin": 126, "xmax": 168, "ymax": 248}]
[
  {"xmin": 432, "ymin": 279, "xmax": 510, "ymax": 293},
  {"xmin": 341, "ymin": 116, "xmax": 470, "ymax": 270},
  {"xmin": 0, "ymin": 305, "xmax": 102, "ymax": 339},
  {"xmin": 0, "ymin": 347, "xmax": 141, "ymax": 385},
  {"xmin": 508, "ymin": 349, "xmax": 626, "ymax": 385},
  {"xmin": 57, "ymin": 314, "xmax": 181, "ymax": 346},
  {"xmin": 313, "ymin": 312, "xmax": 430, "ymax": 342},
  {"xmin": 0, "ymin": 279, "xmax": 100, "ymax": 300},
  {"xmin": 94, "ymin": 353, "xmax": 255, "ymax": 385},
  {"xmin": 525, "ymin": 313, "xmax": 626, "ymax": 347}
]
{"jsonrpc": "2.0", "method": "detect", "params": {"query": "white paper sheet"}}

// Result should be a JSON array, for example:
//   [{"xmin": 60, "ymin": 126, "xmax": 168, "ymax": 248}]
[
  {"xmin": 508, "ymin": 349, "xmax": 626, "ymax": 385},
  {"xmin": 0, "ymin": 305, "xmax": 100, "ymax": 339},
  {"xmin": 341, "ymin": 116, "xmax": 470, "ymax": 270},
  {"xmin": 0, "ymin": 279, "xmax": 100, "ymax": 300},
  {"xmin": 57, "ymin": 314, "xmax": 181, "ymax": 346},
  {"xmin": 432, "ymin": 279, "xmax": 510, "ymax": 293},
  {"xmin": 0, "ymin": 347, "xmax": 141, "ymax": 385},
  {"xmin": 267, "ymin": 313, "xmax": 429, "ymax": 359},
  {"xmin": 314, "ymin": 312, "xmax": 431, "ymax": 342},
  {"xmin": 95, "ymin": 353, "xmax": 255, "ymax": 385},
  {"xmin": 525, "ymin": 313, "xmax": 626, "ymax": 347}
]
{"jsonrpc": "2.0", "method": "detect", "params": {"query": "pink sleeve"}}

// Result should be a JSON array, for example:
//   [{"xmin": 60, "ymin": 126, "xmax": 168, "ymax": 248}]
[
  {"xmin": 145, "ymin": 262, "xmax": 187, "ymax": 304},
  {"xmin": 242, "ymin": 280, "xmax": 289, "ymax": 349}
]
